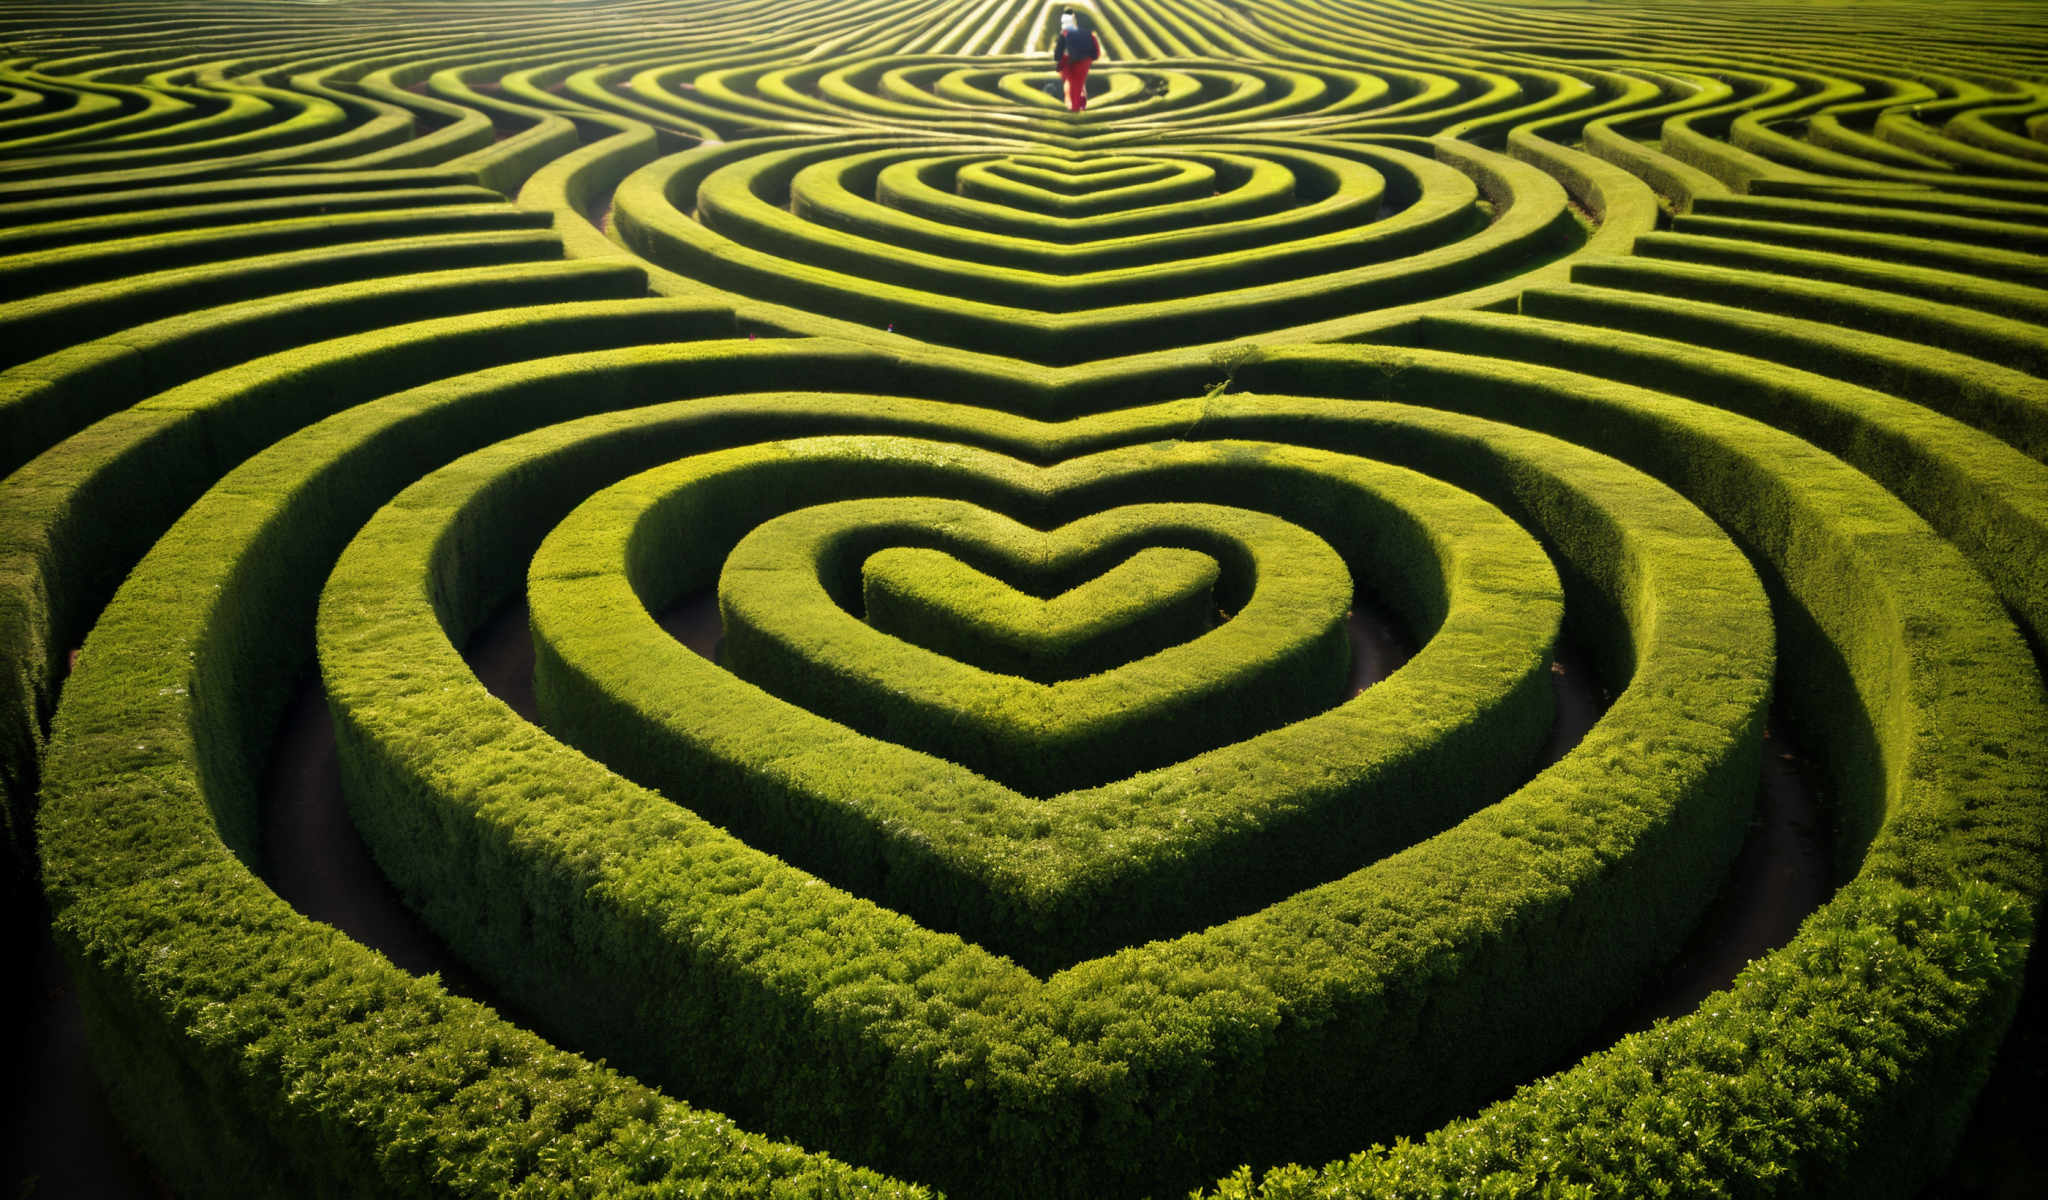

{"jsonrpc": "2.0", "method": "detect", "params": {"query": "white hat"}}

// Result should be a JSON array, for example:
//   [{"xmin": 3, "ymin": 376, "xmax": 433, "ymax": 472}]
[{"xmin": 1060, "ymin": 12, "xmax": 1078, "ymax": 30}]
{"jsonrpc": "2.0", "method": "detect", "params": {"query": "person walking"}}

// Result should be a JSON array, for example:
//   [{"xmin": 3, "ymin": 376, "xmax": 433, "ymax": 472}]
[{"xmin": 1054, "ymin": 9, "xmax": 1101, "ymax": 113}]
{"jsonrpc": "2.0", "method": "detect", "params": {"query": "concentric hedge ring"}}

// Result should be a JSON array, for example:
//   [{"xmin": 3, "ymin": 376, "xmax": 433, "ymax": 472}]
[
  {"xmin": 7, "ymin": 1, "xmax": 2048, "ymax": 1198},
  {"xmin": 513, "ymin": 433, "xmax": 1563, "ymax": 964},
  {"xmin": 304, "ymin": 370, "xmax": 1770, "ymax": 1194},
  {"xmin": 687, "ymin": 497, "xmax": 1360, "ymax": 793},
  {"xmin": 613, "ymin": 133, "xmax": 1571, "ymax": 362},
  {"xmin": 861, "ymin": 541, "xmax": 1224, "ymax": 682},
  {"xmin": 646, "ymin": 53, "xmax": 1415, "ymax": 138}
]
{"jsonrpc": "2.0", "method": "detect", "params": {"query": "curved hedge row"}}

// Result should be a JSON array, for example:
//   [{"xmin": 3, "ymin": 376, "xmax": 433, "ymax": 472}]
[
  {"xmin": 862, "ymin": 541, "xmax": 1220, "ymax": 681},
  {"xmin": 611, "ymin": 132, "xmax": 1574, "ymax": 362},
  {"xmin": 529, "ymin": 435, "xmax": 1554, "ymax": 819},
  {"xmin": 709, "ymin": 496, "xmax": 1358, "ymax": 794},
  {"xmin": 316, "ymin": 365, "xmax": 1769, "ymax": 1194},
  {"xmin": 5, "ymin": 0, "xmax": 2046, "ymax": 1197},
  {"xmin": 0, "ymin": 291, "xmax": 706, "ymax": 857}
]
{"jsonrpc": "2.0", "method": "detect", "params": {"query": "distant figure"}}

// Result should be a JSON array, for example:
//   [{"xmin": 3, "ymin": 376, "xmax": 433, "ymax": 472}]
[{"xmin": 1054, "ymin": 9, "xmax": 1101, "ymax": 113}]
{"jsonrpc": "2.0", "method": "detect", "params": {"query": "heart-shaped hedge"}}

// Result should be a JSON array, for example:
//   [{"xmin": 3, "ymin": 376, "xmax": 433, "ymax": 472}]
[
  {"xmin": 861, "ymin": 542, "xmax": 1221, "ymax": 681},
  {"xmin": 714, "ymin": 498, "xmax": 1354, "ymax": 793},
  {"xmin": 7, "ymin": 1, "xmax": 2046, "ymax": 1198}
]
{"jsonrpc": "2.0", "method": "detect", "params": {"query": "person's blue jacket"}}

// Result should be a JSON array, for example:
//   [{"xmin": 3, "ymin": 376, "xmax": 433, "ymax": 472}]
[{"xmin": 1056, "ymin": 25, "xmax": 1100, "ymax": 65}]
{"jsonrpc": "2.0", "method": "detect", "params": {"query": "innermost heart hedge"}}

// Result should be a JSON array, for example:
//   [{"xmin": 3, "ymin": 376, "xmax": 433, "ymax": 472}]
[{"xmin": 862, "ymin": 542, "xmax": 1221, "ymax": 681}]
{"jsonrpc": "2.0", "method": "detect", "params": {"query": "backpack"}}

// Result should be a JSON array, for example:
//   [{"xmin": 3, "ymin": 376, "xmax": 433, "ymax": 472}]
[{"xmin": 1061, "ymin": 26, "xmax": 1095, "ymax": 60}]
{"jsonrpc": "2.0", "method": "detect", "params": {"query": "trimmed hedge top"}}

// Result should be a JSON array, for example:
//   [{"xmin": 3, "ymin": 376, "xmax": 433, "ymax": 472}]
[{"xmin": 5, "ymin": 0, "xmax": 2045, "ymax": 1197}]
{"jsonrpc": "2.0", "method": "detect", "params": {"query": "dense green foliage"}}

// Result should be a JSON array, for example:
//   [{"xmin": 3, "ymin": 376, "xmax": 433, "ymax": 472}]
[
  {"xmin": 715, "ymin": 496, "xmax": 1358, "ymax": 793},
  {"xmin": 528, "ymin": 436, "xmax": 1557, "ymax": 868},
  {"xmin": 4, "ymin": 0, "xmax": 2044, "ymax": 1196},
  {"xmin": 862, "ymin": 542, "xmax": 1222, "ymax": 681},
  {"xmin": 320, "ymin": 380, "xmax": 1767, "ymax": 1194}
]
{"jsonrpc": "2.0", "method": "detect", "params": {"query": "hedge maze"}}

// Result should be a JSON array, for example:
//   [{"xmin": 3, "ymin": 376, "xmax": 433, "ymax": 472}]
[{"xmin": 3, "ymin": 0, "xmax": 2045, "ymax": 1195}]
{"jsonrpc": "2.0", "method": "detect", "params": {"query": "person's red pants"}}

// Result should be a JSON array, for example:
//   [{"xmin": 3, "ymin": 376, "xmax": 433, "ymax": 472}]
[{"xmin": 1058, "ymin": 59, "xmax": 1092, "ymax": 111}]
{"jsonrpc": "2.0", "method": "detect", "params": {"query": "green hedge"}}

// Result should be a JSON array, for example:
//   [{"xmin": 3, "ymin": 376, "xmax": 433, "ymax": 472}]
[
  {"xmin": 0, "ymin": 167, "xmax": 482, "ymax": 217},
  {"xmin": 36, "ymin": 353, "xmax": 930, "ymax": 1200},
  {"xmin": 862, "ymin": 542, "xmax": 1219, "ymax": 681},
  {"xmin": 0, "ymin": 202, "xmax": 552, "ymax": 297},
  {"xmin": 0, "ymin": 227, "xmax": 567, "ymax": 386},
  {"xmin": 710, "ymin": 496, "xmax": 1353, "ymax": 794},
  {"xmin": 941, "ymin": 152, "xmax": 1267, "ymax": 223},
  {"xmin": 13, "ymin": 4, "xmax": 2046, "ymax": 1198},
  {"xmin": 316, "ymin": 358, "xmax": 1766, "ymax": 1196},
  {"xmin": 612, "ymin": 134, "xmax": 1570, "ymax": 362},
  {"xmin": 1669, "ymin": 210, "xmax": 2048, "ymax": 288},
  {"xmin": 1689, "ymin": 193, "xmax": 2048, "ymax": 253},
  {"xmin": 0, "ymin": 75, "xmax": 360, "ymax": 178},
  {"xmin": 526, "ymin": 436, "xmax": 1556, "ymax": 927},
  {"xmin": 955, "ymin": 153, "xmax": 1222, "ymax": 213},
  {"xmin": 0, "ymin": 297, "xmax": 717, "ymax": 884},
  {"xmin": 0, "ymin": 183, "xmax": 504, "ymax": 257},
  {"xmin": 4, "ymin": 336, "xmax": 1004, "ymax": 871},
  {"xmin": 1203, "ymin": 879, "xmax": 2033, "ymax": 1200},
  {"xmin": 19, "ymin": 182, "xmax": 2034, "ymax": 1200},
  {"xmin": 1402, "ymin": 311, "xmax": 2048, "ymax": 655},
  {"xmin": 1516, "ymin": 284, "xmax": 2048, "ymax": 462},
  {"xmin": 1565, "ymin": 255, "xmax": 2048, "ymax": 379},
  {"xmin": 1211, "ymin": 346, "xmax": 2048, "ymax": 1193},
  {"xmin": 0, "ymin": 255, "xmax": 643, "ymax": 477},
  {"xmin": 1625, "ymin": 229, "xmax": 2048, "ymax": 326},
  {"xmin": 799, "ymin": 146, "xmax": 1386, "ymax": 270}
]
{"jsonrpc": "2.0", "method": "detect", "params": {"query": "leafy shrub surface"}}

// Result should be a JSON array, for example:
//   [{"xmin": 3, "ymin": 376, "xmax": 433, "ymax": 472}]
[{"xmin": 3, "ymin": 0, "xmax": 2045, "ymax": 1197}]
